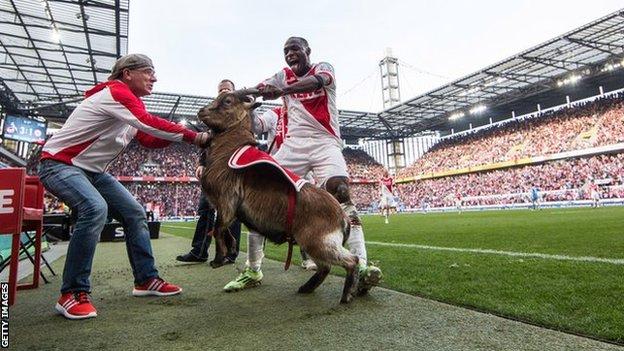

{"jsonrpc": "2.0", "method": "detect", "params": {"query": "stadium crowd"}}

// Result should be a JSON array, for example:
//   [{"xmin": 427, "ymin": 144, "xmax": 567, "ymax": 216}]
[
  {"xmin": 343, "ymin": 148, "xmax": 386, "ymax": 179},
  {"xmin": 107, "ymin": 142, "xmax": 197, "ymax": 177},
  {"xmin": 108, "ymin": 144, "xmax": 385, "ymax": 180},
  {"xmin": 398, "ymin": 93, "xmax": 624, "ymax": 178},
  {"xmin": 396, "ymin": 153, "xmax": 624, "ymax": 208}
]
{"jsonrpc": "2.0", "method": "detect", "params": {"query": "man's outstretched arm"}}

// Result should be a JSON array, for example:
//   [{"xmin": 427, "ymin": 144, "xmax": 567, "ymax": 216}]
[{"xmin": 257, "ymin": 74, "xmax": 330, "ymax": 100}]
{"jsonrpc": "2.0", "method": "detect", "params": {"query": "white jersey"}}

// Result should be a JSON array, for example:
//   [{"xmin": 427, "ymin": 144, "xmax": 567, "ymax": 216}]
[
  {"xmin": 253, "ymin": 106, "xmax": 286, "ymax": 155},
  {"xmin": 260, "ymin": 62, "xmax": 339, "ymax": 141}
]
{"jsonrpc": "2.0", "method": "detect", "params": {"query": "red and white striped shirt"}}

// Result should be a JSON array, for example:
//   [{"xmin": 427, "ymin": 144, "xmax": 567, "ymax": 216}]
[
  {"xmin": 259, "ymin": 62, "xmax": 339, "ymax": 141},
  {"xmin": 380, "ymin": 176, "xmax": 394, "ymax": 194},
  {"xmin": 42, "ymin": 80, "xmax": 197, "ymax": 173}
]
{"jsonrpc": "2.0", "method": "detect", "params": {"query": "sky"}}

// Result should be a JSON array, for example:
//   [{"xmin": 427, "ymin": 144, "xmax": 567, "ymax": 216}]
[{"xmin": 128, "ymin": 1, "xmax": 623, "ymax": 112}]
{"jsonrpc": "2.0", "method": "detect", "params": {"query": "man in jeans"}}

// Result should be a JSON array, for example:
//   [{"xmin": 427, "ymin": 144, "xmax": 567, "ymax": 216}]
[{"xmin": 39, "ymin": 54, "xmax": 210, "ymax": 320}]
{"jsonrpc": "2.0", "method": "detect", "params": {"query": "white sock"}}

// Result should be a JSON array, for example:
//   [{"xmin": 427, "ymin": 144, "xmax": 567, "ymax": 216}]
[
  {"xmin": 245, "ymin": 230, "xmax": 265, "ymax": 271},
  {"xmin": 347, "ymin": 224, "xmax": 367, "ymax": 266},
  {"xmin": 341, "ymin": 203, "xmax": 368, "ymax": 266}
]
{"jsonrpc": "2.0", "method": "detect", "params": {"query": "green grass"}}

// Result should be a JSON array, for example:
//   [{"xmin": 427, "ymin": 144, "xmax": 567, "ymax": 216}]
[{"xmin": 162, "ymin": 206, "xmax": 624, "ymax": 343}]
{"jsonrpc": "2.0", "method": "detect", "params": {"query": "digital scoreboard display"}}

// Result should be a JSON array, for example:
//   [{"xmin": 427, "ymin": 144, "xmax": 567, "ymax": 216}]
[{"xmin": 2, "ymin": 115, "xmax": 47, "ymax": 143}]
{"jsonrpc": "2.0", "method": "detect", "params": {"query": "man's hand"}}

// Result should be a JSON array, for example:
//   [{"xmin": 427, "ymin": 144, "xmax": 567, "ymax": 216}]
[
  {"xmin": 193, "ymin": 131, "xmax": 212, "ymax": 147},
  {"xmin": 195, "ymin": 166, "xmax": 204, "ymax": 179},
  {"xmin": 258, "ymin": 84, "xmax": 283, "ymax": 100}
]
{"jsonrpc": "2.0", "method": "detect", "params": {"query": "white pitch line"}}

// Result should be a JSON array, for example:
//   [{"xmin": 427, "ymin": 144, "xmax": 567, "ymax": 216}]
[
  {"xmin": 161, "ymin": 224, "xmax": 195, "ymax": 230},
  {"xmin": 161, "ymin": 226, "xmax": 624, "ymax": 265},
  {"xmin": 365, "ymin": 241, "xmax": 624, "ymax": 265}
]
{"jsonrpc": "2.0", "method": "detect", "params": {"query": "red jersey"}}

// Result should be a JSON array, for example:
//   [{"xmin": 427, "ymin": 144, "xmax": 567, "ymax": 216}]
[{"xmin": 380, "ymin": 176, "xmax": 394, "ymax": 193}]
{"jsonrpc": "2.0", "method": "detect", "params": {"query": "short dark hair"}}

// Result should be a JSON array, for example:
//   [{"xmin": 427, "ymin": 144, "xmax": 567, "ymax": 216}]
[
  {"xmin": 219, "ymin": 79, "xmax": 235, "ymax": 89},
  {"xmin": 286, "ymin": 36, "xmax": 309, "ymax": 48}
]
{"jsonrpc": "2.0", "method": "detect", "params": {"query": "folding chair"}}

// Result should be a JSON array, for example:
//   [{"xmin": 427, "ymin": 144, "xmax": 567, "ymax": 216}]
[{"xmin": 0, "ymin": 168, "xmax": 44, "ymax": 306}]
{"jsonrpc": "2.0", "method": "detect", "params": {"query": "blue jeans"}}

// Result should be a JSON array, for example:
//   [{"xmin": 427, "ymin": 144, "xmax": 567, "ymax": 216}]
[{"xmin": 39, "ymin": 160, "xmax": 159, "ymax": 293}]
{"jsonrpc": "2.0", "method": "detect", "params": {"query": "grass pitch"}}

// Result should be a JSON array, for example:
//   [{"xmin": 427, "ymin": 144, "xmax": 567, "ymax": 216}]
[{"xmin": 163, "ymin": 206, "xmax": 624, "ymax": 343}]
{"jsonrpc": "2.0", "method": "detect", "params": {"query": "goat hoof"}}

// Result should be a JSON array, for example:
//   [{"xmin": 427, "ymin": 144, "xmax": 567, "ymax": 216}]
[
  {"xmin": 298, "ymin": 285, "xmax": 315, "ymax": 294},
  {"xmin": 340, "ymin": 293, "xmax": 354, "ymax": 304}
]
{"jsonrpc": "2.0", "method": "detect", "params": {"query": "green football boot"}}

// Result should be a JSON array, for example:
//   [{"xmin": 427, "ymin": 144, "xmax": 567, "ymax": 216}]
[
  {"xmin": 223, "ymin": 267, "xmax": 263, "ymax": 292},
  {"xmin": 357, "ymin": 264, "xmax": 382, "ymax": 296}
]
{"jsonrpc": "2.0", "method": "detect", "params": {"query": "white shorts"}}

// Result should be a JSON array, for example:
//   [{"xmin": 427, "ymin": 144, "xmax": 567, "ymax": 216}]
[
  {"xmin": 379, "ymin": 194, "xmax": 394, "ymax": 208},
  {"xmin": 273, "ymin": 136, "xmax": 348, "ymax": 186},
  {"xmin": 591, "ymin": 191, "xmax": 600, "ymax": 200}
]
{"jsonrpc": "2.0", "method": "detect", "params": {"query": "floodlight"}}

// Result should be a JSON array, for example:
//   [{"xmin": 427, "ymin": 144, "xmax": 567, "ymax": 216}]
[
  {"xmin": 469, "ymin": 105, "xmax": 487, "ymax": 114},
  {"xmin": 450, "ymin": 112, "xmax": 465, "ymax": 120}
]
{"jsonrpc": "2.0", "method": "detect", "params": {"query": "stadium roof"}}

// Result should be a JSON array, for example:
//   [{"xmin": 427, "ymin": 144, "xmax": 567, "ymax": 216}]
[
  {"xmin": 0, "ymin": 0, "xmax": 128, "ymax": 114},
  {"xmin": 380, "ymin": 9, "xmax": 624, "ymax": 137}
]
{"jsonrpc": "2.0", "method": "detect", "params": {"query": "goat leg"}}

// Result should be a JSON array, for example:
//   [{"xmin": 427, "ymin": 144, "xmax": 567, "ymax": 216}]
[
  {"xmin": 224, "ymin": 229, "xmax": 237, "ymax": 259},
  {"xmin": 298, "ymin": 264, "xmax": 330, "ymax": 294},
  {"xmin": 340, "ymin": 262, "xmax": 359, "ymax": 304},
  {"xmin": 210, "ymin": 227, "xmax": 227, "ymax": 267}
]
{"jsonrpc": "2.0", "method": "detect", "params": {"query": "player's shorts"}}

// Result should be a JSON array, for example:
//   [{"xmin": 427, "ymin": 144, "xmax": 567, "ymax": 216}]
[
  {"xmin": 455, "ymin": 200, "xmax": 462, "ymax": 207},
  {"xmin": 591, "ymin": 191, "xmax": 600, "ymax": 200},
  {"xmin": 273, "ymin": 135, "xmax": 348, "ymax": 186},
  {"xmin": 379, "ymin": 194, "xmax": 394, "ymax": 208}
]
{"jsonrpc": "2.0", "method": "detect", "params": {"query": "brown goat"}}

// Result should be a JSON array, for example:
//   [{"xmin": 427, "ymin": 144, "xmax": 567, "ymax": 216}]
[{"xmin": 197, "ymin": 91, "xmax": 360, "ymax": 303}]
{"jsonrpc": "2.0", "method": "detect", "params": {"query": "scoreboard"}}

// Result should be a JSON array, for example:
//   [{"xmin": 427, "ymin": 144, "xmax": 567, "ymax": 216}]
[{"xmin": 1, "ymin": 115, "xmax": 47, "ymax": 143}]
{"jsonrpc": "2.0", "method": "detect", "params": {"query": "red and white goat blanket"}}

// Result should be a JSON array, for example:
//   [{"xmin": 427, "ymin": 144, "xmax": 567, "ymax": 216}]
[{"xmin": 228, "ymin": 145, "xmax": 307, "ymax": 191}]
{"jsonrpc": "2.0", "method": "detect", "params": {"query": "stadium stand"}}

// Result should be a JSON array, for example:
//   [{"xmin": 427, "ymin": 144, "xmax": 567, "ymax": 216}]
[
  {"xmin": 398, "ymin": 93, "xmax": 624, "ymax": 178},
  {"xmin": 343, "ymin": 148, "xmax": 386, "ymax": 180},
  {"xmin": 396, "ymin": 153, "xmax": 624, "ymax": 209}
]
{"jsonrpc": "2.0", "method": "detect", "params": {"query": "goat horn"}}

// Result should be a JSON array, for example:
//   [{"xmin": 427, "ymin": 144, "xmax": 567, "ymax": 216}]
[{"xmin": 232, "ymin": 88, "xmax": 261, "ymax": 97}]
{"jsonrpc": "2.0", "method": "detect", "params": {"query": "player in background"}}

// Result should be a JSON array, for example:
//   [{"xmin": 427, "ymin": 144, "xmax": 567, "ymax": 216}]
[
  {"xmin": 379, "ymin": 170, "xmax": 394, "ymax": 224},
  {"xmin": 455, "ymin": 192, "xmax": 463, "ymax": 214},
  {"xmin": 589, "ymin": 179, "xmax": 600, "ymax": 208},
  {"xmin": 530, "ymin": 185, "xmax": 540, "ymax": 210}
]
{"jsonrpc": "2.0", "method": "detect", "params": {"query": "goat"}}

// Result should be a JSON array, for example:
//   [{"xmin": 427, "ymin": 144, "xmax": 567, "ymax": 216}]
[{"xmin": 196, "ymin": 91, "xmax": 360, "ymax": 303}]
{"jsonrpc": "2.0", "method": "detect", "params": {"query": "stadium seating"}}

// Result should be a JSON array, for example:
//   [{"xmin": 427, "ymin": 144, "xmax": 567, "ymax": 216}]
[
  {"xmin": 396, "ymin": 153, "xmax": 624, "ymax": 208},
  {"xmin": 398, "ymin": 93, "xmax": 624, "ymax": 178},
  {"xmin": 343, "ymin": 148, "xmax": 386, "ymax": 180}
]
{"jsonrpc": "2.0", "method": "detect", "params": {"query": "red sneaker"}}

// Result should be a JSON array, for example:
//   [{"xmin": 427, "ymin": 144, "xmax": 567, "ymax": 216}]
[
  {"xmin": 55, "ymin": 292, "xmax": 97, "ymax": 320},
  {"xmin": 132, "ymin": 277, "xmax": 182, "ymax": 297}
]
